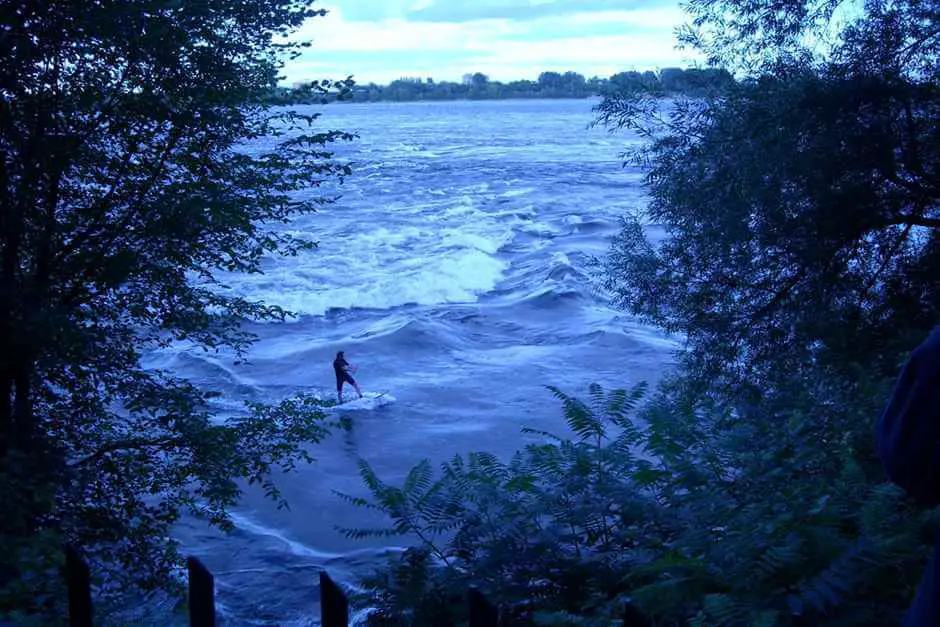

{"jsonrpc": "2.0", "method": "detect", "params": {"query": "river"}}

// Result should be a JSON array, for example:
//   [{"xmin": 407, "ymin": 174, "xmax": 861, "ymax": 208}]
[{"xmin": 153, "ymin": 98, "xmax": 677, "ymax": 625}]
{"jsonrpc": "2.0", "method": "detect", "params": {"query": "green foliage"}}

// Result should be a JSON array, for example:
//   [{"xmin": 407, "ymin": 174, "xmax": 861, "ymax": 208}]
[
  {"xmin": 0, "ymin": 0, "xmax": 350, "ymax": 618},
  {"xmin": 279, "ymin": 68, "xmax": 736, "ymax": 104},
  {"xmin": 346, "ymin": 381, "xmax": 932, "ymax": 626},
  {"xmin": 595, "ymin": 6, "xmax": 940, "ymax": 394},
  {"xmin": 677, "ymin": 0, "xmax": 939, "ymax": 80}
]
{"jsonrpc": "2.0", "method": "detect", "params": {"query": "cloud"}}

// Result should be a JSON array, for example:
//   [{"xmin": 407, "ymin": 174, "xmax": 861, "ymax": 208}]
[
  {"xmin": 405, "ymin": 0, "xmax": 670, "ymax": 22},
  {"xmin": 498, "ymin": 7, "xmax": 688, "ymax": 40},
  {"xmin": 292, "ymin": 7, "xmax": 521, "ymax": 53},
  {"xmin": 318, "ymin": 0, "xmax": 433, "ymax": 22},
  {"xmin": 284, "ymin": 1, "xmax": 701, "ymax": 85},
  {"xmin": 322, "ymin": 0, "xmax": 672, "ymax": 23}
]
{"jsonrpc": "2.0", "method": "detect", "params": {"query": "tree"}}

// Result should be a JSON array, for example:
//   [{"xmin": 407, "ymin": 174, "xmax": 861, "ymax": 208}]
[
  {"xmin": 0, "ymin": 0, "xmax": 352, "ymax": 617},
  {"xmin": 596, "ymin": 0, "xmax": 940, "ymax": 395},
  {"xmin": 608, "ymin": 70, "xmax": 653, "ymax": 94},
  {"xmin": 471, "ymin": 72, "xmax": 489, "ymax": 87},
  {"xmin": 658, "ymin": 66, "xmax": 686, "ymax": 91},
  {"xmin": 538, "ymin": 70, "xmax": 563, "ymax": 88}
]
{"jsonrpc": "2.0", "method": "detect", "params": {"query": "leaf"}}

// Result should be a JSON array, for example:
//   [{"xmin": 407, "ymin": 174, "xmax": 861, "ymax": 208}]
[{"xmin": 547, "ymin": 385, "xmax": 605, "ymax": 442}]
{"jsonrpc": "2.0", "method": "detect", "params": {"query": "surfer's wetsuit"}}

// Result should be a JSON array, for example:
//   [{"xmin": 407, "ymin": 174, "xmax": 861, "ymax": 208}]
[
  {"xmin": 333, "ymin": 355, "xmax": 356, "ymax": 392},
  {"xmin": 876, "ymin": 326, "xmax": 940, "ymax": 626}
]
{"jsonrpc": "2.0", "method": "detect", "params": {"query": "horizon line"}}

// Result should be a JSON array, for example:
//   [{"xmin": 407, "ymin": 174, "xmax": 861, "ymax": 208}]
[{"xmin": 284, "ymin": 64, "xmax": 725, "ymax": 87}]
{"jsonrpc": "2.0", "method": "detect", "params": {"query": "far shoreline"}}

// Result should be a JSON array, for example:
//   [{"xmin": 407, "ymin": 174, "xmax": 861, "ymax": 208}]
[
  {"xmin": 331, "ymin": 94, "xmax": 603, "ymax": 105},
  {"xmin": 274, "ymin": 67, "xmax": 734, "ymax": 106}
]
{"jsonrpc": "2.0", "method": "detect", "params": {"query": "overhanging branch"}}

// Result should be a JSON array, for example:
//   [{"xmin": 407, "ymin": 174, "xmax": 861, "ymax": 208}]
[{"xmin": 71, "ymin": 435, "xmax": 186, "ymax": 468}]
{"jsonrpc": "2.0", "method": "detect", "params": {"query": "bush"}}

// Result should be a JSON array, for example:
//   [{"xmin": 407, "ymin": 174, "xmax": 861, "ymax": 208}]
[{"xmin": 341, "ymin": 377, "xmax": 937, "ymax": 626}]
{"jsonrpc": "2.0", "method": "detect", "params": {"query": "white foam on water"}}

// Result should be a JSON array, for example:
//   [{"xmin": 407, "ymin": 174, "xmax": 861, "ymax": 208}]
[
  {"xmin": 451, "ymin": 344, "xmax": 558, "ymax": 367},
  {"xmin": 500, "ymin": 187, "xmax": 535, "ymax": 198},
  {"xmin": 517, "ymin": 221, "xmax": 558, "ymax": 238},
  {"xmin": 628, "ymin": 325, "xmax": 685, "ymax": 350},
  {"xmin": 351, "ymin": 607, "xmax": 378, "ymax": 627},
  {"xmin": 328, "ymin": 392, "xmax": 396, "ymax": 412},
  {"xmin": 420, "ymin": 421, "xmax": 488, "ymax": 434},
  {"xmin": 205, "ymin": 196, "xmax": 517, "ymax": 318},
  {"xmin": 549, "ymin": 250, "xmax": 572, "ymax": 266},
  {"xmin": 227, "ymin": 511, "xmax": 370, "ymax": 561},
  {"xmin": 349, "ymin": 314, "xmax": 413, "ymax": 341}
]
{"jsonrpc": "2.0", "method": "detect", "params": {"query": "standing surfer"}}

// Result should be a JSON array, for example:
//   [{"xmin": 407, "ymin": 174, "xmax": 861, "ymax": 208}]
[{"xmin": 333, "ymin": 350, "xmax": 363, "ymax": 404}]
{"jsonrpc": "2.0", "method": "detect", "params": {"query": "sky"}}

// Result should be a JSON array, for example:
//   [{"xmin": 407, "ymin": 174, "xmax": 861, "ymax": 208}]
[{"xmin": 281, "ymin": 0, "xmax": 704, "ymax": 86}]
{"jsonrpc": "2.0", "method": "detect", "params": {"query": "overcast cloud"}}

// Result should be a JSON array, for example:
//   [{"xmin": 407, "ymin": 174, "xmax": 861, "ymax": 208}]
[
  {"xmin": 282, "ymin": 0, "xmax": 701, "ymax": 85},
  {"xmin": 407, "ymin": 0, "xmax": 673, "ymax": 22}
]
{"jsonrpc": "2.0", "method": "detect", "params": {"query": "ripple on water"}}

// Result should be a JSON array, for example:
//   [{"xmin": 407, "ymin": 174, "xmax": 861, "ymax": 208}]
[{"xmin": 159, "ymin": 99, "xmax": 672, "ymax": 626}]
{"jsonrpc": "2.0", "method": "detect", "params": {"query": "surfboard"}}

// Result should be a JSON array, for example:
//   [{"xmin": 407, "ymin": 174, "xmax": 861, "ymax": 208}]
[{"xmin": 328, "ymin": 391, "xmax": 393, "ymax": 411}]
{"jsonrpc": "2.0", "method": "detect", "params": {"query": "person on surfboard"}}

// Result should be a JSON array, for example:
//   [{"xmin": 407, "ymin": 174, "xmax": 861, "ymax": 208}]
[{"xmin": 333, "ymin": 350, "xmax": 363, "ymax": 404}]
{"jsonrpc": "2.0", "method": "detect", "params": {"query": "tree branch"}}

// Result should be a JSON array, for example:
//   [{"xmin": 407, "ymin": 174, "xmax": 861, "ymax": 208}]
[
  {"xmin": 60, "ymin": 124, "xmax": 187, "ymax": 308},
  {"xmin": 884, "ymin": 214, "xmax": 940, "ymax": 229},
  {"xmin": 858, "ymin": 223, "xmax": 913, "ymax": 306},
  {"xmin": 749, "ymin": 266, "xmax": 809, "ymax": 323},
  {"xmin": 71, "ymin": 435, "xmax": 186, "ymax": 468}
]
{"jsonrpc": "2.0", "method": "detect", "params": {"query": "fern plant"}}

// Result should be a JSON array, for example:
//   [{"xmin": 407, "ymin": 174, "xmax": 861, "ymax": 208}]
[{"xmin": 339, "ymin": 375, "xmax": 936, "ymax": 626}]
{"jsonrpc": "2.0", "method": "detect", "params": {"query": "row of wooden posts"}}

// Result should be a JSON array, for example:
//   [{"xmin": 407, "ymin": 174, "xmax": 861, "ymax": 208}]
[{"xmin": 64, "ymin": 545, "xmax": 501, "ymax": 627}]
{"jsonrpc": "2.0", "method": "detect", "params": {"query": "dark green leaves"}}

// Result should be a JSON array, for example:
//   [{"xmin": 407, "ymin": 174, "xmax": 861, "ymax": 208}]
[
  {"xmin": 599, "ymin": 68, "xmax": 940, "ymax": 394},
  {"xmin": 343, "ymin": 383, "xmax": 666, "ymax": 625},
  {"xmin": 343, "ymin": 376, "xmax": 930, "ymax": 626},
  {"xmin": 1, "ymin": 0, "xmax": 350, "ymax": 617}
]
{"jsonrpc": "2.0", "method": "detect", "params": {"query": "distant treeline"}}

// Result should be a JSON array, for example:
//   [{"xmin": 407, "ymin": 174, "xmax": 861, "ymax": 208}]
[{"xmin": 277, "ymin": 67, "xmax": 735, "ymax": 104}]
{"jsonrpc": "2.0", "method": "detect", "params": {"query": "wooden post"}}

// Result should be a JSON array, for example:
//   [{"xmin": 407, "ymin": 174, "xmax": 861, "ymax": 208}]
[
  {"xmin": 187, "ymin": 556, "xmax": 216, "ymax": 627},
  {"xmin": 65, "ymin": 545, "xmax": 93, "ymax": 627},
  {"xmin": 320, "ymin": 571, "xmax": 349, "ymax": 627},
  {"xmin": 468, "ymin": 586, "xmax": 497, "ymax": 627}
]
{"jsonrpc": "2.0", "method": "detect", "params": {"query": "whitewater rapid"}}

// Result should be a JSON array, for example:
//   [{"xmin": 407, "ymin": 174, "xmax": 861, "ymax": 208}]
[{"xmin": 153, "ymin": 98, "xmax": 678, "ymax": 625}]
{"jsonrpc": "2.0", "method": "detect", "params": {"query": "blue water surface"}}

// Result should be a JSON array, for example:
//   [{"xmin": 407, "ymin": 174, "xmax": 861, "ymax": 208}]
[{"xmin": 151, "ymin": 98, "xmax": 678, "ymax": 625}]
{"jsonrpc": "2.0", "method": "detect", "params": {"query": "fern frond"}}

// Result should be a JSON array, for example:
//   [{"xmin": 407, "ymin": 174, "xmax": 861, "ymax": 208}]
[
  {"xmin": 522, "ymin": 426, "xmax": 565, "ymax": 443},
  {"xmin": 605, "ymin": 388, "xmax": 629, "ymax": 421},
  {"xmin": 629, "ymin": 552, "xmax": 711, "ymax": 579},
  {"xmin": 749, "ymin": 609, "xmax": 780, "ymax": 627},
  {"xmin": 608, "ymin": 432, "xmax": 639, "ymax": 462},
  {"xmin": 335, "ymin": 524, "xmax": 410, "ymax": 540},
  {"xmin": 532, "ymin": 610, "xmax": 584, "ymax": 626},
  {"xmin": 696, "ymin": 593, "xmax": 745, "ymax": 627},
  {"xmin": 413, "ymin": 477, "xmax": 449, "ymax": 515},
  {"xmin": 403, "ymin": 459, "xmax": 434, "ymax": 502},
  {"xmin": 624, "ymin": 380, "xmax": 649, "ymax": 412},
  {"xmin": 549, "ymin": 385, "xmax": 605, "ymax": 442},
  {"xmin": 589, "ymin": 382, "xmax": 606, "ymax": 417},
  {"xmin": 791, "ymin": 538, "xmax": 871, "ymax": 617},
  {"xmin": 440, "ymin": 454, "xmax": 473, "ymax": 495},
  {"xmin": 546, "ymin": 384, "xmax": 572, "ymax": 403},
  {"xmin": 357, "ymin": 457, "xmax": 390, "ymax": 498},
  {"xmin": 858, "ymin": 482, "xmax": 909, "ymax": 541},
  {"xmin": 468, "ymin": 451, "xmax": 509, "ymax": 483},
  {"xmin": 630, "ymin": 576, "xmax": 700, "ymax": 618},
  {"xmin": 505, "ymin": 472, "xmax": 538, "ymax": 494},
  {"xmin": 331, "ymin": 489, "xmax": 385, "ymax": 511},
  {"xmin": 752, "ymin": 538, "xmax": 804, "ymax": 580}
]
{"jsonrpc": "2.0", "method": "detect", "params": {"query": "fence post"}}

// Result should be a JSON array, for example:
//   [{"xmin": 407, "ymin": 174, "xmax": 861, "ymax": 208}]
[
  {"xmin": 319, "ymin": 571, "xmax": 349, "ymax": 627},
  {"xmin": 187, "ymin": 556, "xmax": 216, "ymax": 627},
  {"xmin": 65, "ymin": 545, "xmax": 93, "ymax": 627},
  {"xmin": 468, "ymin": 586, "xmax": 498, "ymax": 627}
]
